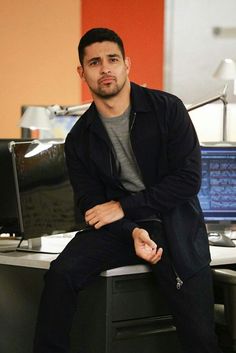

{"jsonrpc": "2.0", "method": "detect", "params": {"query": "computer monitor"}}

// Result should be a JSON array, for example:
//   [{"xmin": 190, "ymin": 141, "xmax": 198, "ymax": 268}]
[
  {"xmin": 0, "ymin": 138, "xmax": 30, "ymax": 235},
  {"xmin": 198, "ymin": 144, "xmax": 236, "ymax": 232},
  {"xmin": 10, "ymin": 140, "xmax": 84, "ymax": 253}
]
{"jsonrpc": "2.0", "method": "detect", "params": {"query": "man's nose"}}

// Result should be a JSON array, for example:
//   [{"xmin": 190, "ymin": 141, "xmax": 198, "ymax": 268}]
[{"xmin": 101, "ymin": 62, "xmax": 111, "ymax": 74}]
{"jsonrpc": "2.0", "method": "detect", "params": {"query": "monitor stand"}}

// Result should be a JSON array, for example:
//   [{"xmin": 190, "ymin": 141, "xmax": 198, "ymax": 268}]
[
  {"xmin": 206, "ymin": 222, "xmax": 236, "ymax": 239},
  {"xmin": 16, "ymin": 234, "xmax": 75, "ymax": 254},
  {"xmin": 206, "ymin": 221, "xmax": 231, "ymax": 232}
]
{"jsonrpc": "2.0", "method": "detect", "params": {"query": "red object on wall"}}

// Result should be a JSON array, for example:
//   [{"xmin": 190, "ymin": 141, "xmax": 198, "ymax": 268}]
[{"xmin": 81, "ymin": 0, "xmax": 164, "ymax": 102}]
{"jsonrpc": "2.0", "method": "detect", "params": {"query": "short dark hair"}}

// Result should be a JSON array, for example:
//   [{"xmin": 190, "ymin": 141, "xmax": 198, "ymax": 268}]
[{"xmin": 78, "ymin": 28, "xmax": 125, "ymax": 65}]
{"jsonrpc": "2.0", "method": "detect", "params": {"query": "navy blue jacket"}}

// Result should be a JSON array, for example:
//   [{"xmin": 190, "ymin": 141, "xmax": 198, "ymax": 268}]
[{"xmin": 65, "ymin": 82, "xmax": 211, "ymax": 280}]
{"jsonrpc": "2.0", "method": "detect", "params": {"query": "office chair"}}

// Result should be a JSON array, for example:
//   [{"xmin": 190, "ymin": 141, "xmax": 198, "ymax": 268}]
[{"xmin": 212, "ymin": 268, "xmax": 236, "ymax": 352}]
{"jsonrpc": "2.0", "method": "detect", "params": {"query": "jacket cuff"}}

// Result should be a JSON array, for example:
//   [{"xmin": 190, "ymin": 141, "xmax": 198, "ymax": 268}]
[{"xmin": 104, "ymin": 218, "xmax": 138, "ymax": 238}]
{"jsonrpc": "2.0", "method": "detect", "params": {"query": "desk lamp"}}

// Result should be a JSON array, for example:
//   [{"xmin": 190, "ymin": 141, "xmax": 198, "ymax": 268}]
[
  {"xmin": 20, "ymin": 106, "xmax": 53, "ymax": 130},
  {"xmin": 20, "ymin": 103, "xmax": 91, "ymax": 127},
  {"xmin": 188, "ymin": 58, "xmax": 236, "ymax": 142},
  {"xmin": 213, "ymin": 58, "xmax": 236, "ymax": 141},
  {"xmin": 54, "ymin": 102, "xmax": 91, "ymax": 116},
  {"xmin": 214, "ymin": 58, "xmax": 236, "ymax": 95}
]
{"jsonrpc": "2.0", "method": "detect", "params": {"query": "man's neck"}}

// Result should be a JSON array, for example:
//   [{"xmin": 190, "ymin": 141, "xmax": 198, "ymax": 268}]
[{"xmin": 93, "ymin": 80, "xmax": 131, "ymax": 118}]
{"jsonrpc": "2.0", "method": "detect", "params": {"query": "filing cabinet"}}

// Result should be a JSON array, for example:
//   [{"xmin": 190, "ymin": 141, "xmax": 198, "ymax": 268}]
[
  {"xmin": 0, "ymin": 263, "xmax": 181, "ymax": 353},
  {"xmin": 72, "ymin": 271, "xmax": 182, "ymax": 353}
]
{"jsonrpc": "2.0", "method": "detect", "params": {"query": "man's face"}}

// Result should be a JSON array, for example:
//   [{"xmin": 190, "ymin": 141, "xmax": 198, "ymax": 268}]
[{"xmin": 77, "ymin": 41, "xmax": 130, "ymax": 99}]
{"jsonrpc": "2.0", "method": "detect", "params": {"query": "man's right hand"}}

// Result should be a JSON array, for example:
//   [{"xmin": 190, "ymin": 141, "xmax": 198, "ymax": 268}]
[{"xmin": 132, "ymin": 227, "xmax": 163, "ymax": 264}]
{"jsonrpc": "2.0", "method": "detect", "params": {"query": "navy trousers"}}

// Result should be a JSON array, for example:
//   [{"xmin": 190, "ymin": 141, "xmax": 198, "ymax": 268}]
[{"xmin": 33, "ymin": 221, "xmax": 222, "ymax": 353}]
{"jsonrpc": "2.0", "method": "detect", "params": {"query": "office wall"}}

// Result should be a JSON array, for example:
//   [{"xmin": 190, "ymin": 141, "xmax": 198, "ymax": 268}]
[
  {"xmin": 81, "ymin": 0, "xmax": 164, "ymax": 102},
  {"xmin": 164, "ymin": 0, "xmax": 236, "ymax": 104},
  {"xmin": 164, "ymin": 0, "xmax": 236, "ymax": 142},
  {"xmin": 188, "ymin": 103, "xmax": 236, "ymax": 143},
  {"xmin": 1, "ymin": 0, "xmax": 164, "ymax": 137},
  {"xmin": 0, "ymin": 0, "xmax": 81, "ymax": 138}
]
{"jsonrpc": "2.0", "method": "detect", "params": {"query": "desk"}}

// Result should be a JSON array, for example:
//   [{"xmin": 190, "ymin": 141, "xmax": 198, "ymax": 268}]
[
  {"xmin": 0, "ymin": 238, "xmax": 236, "ymax": 353},
  {"xmin": 0, "ymin": 237, "xmax": 235, "ymax": 270},
  {"xmin": 210, "ymin": 244, "xmax": 236, "ymax": 267},
  {"xmin": 0, "ymin": 234, "xmax": 235, "ymax": 269}
]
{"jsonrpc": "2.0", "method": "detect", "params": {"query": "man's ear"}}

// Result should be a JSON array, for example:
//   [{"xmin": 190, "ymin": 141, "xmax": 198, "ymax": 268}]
[
  {"xmin": 125, "ymin": 57, "xmax": 131, "ymax": 74},
  {"xmin": 77, "ymin": 66, "xmax": 85, "ymax": 81}
]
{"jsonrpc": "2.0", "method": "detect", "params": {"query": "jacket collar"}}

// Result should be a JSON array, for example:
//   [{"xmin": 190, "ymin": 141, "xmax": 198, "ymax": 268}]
[{"xmin": 130, "ymin": 82, "xmax": 151, "ymax": 113}]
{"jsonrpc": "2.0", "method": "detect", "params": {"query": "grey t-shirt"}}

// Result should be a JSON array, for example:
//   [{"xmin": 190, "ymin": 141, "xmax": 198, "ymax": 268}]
[{"xmin": 100, "ymin": 107, "xmax": 145, "ymax": 193}]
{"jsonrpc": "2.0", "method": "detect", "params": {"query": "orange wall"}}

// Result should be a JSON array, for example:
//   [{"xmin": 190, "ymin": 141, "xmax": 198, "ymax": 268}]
[
  {"xmin": 0, "ymin": 0, "xmax": 81, "ymax": 138},
  {"xmin": 81, "ymin": 0, "xmax": 164, "ymax": 101},
  {"xmin": 0, "ymin": 1, "xmax": 164, "ymax": 137}
]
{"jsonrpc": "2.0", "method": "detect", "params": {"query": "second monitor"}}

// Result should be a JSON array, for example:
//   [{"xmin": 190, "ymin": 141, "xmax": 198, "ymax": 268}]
[
  {"xmin": 10, "ymin": 140, "xmax": 85, "ymax": 253},
  {"xmin": 198, "ymin": 144, "xmax": 236, "ymax": 234}
]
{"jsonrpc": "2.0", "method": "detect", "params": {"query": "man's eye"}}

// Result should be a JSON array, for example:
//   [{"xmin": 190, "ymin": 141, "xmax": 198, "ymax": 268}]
[
  {"xmin": 90, "ymin": 60, "xmax": 99, "ymax": 66},
  {"xmin": 110, "ymin": 58, "xmax": 118, "ymax": 63}
]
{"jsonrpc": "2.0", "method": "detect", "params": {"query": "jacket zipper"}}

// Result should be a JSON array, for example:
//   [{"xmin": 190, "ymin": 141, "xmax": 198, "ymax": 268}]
[
  {"xmin": 172, "ymin": 265, "xmax": 184, "ymax": 290},
  {"xmin": 109, "ymin": 150, "xmax": 114, "ymax": 176},
  {"xmin": 130, "ymin": 111, "xmax": 136, "ymax": 131},
  {"xmin": 129, "ymin": 112, "xmax": 145, "ymax": 182},
  {"xmin": 109, "ymin": 146, "xmax": 127, "ymax": 191}
]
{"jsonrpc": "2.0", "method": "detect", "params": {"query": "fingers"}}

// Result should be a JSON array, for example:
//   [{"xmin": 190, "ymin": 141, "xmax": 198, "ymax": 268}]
[
  {"xmin": 136, "ymin": 245, "xmax": 163, "ymax": 264},
  {"xmin": 85, "ymin": 205, "xmax": 104, "ymax": 228},
  {"xmin": 85, "ymin": 210, "xmax": 109, "ymax": 229},
  {"xmin": 150, "ymin": 247, "xmax": 163, "ymax": 264},
  {"xmin": 132, "ymin": 228, "xmax": 163, "ymax": 264},
  {"xmin": 144, "ymin": 237, "xmax": 157, "ymax": 251},
  {"xmin": 85, "ymin": 201, "xmax": 124, "ymax": 228},
  {"xmin": 85, "ymin": 211, "xmax": 99, "ymax": 227}
]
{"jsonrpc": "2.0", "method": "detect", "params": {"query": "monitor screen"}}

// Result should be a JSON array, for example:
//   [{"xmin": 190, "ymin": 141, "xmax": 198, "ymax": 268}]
[
  {"xmin": 0, "ymin": 139, "xmax": 29, "ymax": 235},
  {"xmin": 11, "ymin": 140, "xmax": 83, "ymax": 251},
  {"xmin": 198, "ymin": 145, "xmax": 236, "ymax": 226}
]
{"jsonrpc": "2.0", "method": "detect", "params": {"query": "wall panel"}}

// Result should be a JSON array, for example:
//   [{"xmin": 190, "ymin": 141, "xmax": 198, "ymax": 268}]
[
  {"xmin": 81, "ymin": 0, "xmax": 164, "ymax": 101},
  {"xmin": 0, "ymin": 0, "xmax": 81, "ymax": 138}
]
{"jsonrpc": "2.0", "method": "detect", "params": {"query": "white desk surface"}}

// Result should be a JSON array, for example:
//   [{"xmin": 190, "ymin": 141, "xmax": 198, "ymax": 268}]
[{"xmin": 0, "ymin": 236, "xmax": 235, "ymax": 277}]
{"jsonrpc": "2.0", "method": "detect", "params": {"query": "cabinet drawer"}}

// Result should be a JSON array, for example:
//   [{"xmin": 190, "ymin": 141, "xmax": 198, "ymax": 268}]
[
  {"xmin": 111, "ymin": 316, "xmax": 181, "ymax": 353},
  {"xmin": 111, "ymin": 273, "xmax": 171, "ymax": 321}
]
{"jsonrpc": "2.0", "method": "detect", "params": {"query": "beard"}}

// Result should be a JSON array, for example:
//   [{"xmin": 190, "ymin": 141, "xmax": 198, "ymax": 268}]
[{"xmin": 89, "ymin": 77, "xmax": 127, "ymax": 99}]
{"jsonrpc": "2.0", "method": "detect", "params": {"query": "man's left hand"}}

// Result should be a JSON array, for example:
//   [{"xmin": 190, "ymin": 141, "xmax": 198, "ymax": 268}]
[{"xmin": 85, "ymin": 201, "xmax": 124, "ymax": 229}]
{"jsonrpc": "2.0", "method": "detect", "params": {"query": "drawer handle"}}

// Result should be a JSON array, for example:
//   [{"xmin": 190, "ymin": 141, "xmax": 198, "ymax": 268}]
[{"xmin": 114, "ymin": 322, "xmax": 176, "ymax": 340}]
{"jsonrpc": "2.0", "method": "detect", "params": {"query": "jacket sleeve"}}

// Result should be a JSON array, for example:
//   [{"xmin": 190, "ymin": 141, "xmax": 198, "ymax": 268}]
[
  {"xmin": 119, "ymin": 97, "xmax": 202, "ymax": 218},
  {"xmin": 65, "ymin": 133, "xmax": 138, "ymax": 237}
]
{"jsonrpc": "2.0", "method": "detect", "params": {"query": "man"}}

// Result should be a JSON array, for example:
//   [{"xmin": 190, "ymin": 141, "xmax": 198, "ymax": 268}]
[{"xmin": 33, "ymin": 28, "xmax": 222, "ymax": 353}]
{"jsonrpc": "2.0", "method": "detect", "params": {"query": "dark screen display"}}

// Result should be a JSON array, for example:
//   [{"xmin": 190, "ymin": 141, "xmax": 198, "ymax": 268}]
[
  {"xmin": 0, "ymin": 139, "xmax": 25, "ymax": 234},
  {"xmin": 198, "ymin": 146, "xmax": 236, "ymax": 222},
  {"xmin": 11, "ymin": 141, "xmax": 80, "ymax": 239}
]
